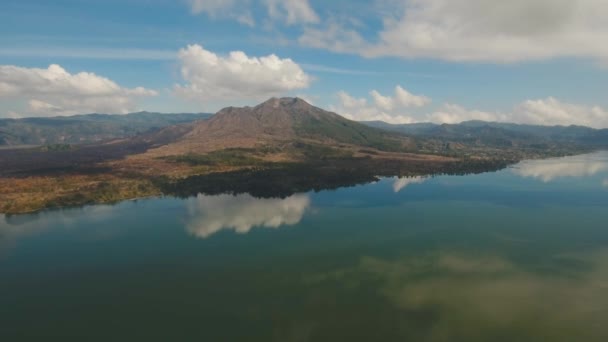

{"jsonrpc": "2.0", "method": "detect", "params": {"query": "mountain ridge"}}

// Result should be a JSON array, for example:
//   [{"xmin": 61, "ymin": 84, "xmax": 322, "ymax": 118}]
[
  {"xmin": 144, "ymin": 97, "xmax": 413, "ymax": 157},
  {"xmin": 0, "ymin": 111, "xmax": 212, "ymax": 146},
  {"xmin": 363, "ymin": 120, "xmax": 608, "ymax": 148}
]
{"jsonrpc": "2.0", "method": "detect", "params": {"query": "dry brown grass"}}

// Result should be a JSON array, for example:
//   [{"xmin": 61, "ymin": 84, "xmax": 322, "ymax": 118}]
[{"xmin": 0, "ymin": 174, "xmax": 160, "ymax": 214}]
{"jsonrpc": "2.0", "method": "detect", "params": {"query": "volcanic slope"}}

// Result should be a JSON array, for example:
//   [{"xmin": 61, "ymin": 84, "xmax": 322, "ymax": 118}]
[{"xmin": 144, "ymin": 97, "xmax": 413, "ymax": 157}]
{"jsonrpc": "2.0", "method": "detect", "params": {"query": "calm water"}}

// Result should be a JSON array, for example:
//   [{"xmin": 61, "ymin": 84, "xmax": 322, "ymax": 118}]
[{"xmin": 2, "ymin": 152, "xmax": 608, "ymax": 341}]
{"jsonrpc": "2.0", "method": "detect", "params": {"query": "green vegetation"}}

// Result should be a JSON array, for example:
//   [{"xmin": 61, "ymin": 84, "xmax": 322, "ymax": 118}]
[
  {"xmin": 290, "ymin": 142, "xmax": 355, "ymax": 160},
  {"xmin": 163, "ymin": 148, "xmax": 267, "ymax": 167},
  {"xmin": 295, "ymin": 115, "xmax": 408, "ymax": 152}
]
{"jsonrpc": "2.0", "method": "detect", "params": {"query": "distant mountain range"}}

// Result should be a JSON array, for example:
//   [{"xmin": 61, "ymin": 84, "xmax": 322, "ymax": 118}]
[
  {"xmin": 4, "ymin": 106, "xmax": 607, "ymax": 152},
  {"xmin": 3, "ymin": 97, "xmax": 602, "ymax": 214},
  {"xmin": 0, "ymin": 111, "xmax": 212, "ymax": 146},
  {"xmin": 363, "ymin": 120, "xmax": 608, "ymax": 149}
]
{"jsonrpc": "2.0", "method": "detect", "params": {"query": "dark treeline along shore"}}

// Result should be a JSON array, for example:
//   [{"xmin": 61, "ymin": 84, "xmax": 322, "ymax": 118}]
[{"xmin": 158, "ymin": 158, "xmax": 511, "ymax": 200}]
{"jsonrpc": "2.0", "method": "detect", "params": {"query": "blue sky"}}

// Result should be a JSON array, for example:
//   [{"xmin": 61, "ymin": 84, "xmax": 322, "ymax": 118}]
[{"xmin": 1, "ymin": 0, "xmax": 608, "ymax": 127}]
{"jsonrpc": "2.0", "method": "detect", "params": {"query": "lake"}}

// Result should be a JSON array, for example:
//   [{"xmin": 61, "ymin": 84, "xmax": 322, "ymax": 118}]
[{"xmin": 2, "ymin": 152, "xmax": 608, "ymax": 341}]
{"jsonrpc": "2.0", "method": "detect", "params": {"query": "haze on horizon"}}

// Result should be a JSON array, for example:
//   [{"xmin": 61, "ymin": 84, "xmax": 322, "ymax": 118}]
[{"xmin": 1, "ymin": 0, "xmax": 608, "ymax": 128}]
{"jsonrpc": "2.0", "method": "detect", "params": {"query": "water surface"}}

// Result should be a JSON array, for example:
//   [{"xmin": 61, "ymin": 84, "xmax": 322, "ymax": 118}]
[{"xmin": 2, "ymin": 152, "xmax": 608, "ymax": 341}]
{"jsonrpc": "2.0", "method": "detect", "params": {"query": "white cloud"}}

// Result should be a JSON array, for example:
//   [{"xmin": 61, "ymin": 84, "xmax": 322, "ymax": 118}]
[
  {"xmin": 173, "ymin": 44, "xmax": 311, "ymax": 102},
  {"xmin": 330, "ymin": 85, "xmax": 608, "ymax": 127},
  {"xmin": 185, "ymin": 193, "xmax": 310, "ymax": 238},
  {"xmin": 427, "ymin": 98, "xmax": 608, "ymax": 128},
  {"xmin": 188, "ymin": 0, "xmax": 256, "ymax": 27},
  {"xmin": 427, "ymin": 104, "xmax": 505, "ymax": 124},
  {"xmin": 265, "ymin": 0, "xmax": 320, "ymax": 25},
  {"xmin": 393, "ymin": 176, "xmax": 427, "ymax": 192},
  {"xmin": 299, "ymin": 21, "xmax": 366, "ymax": 54},
  {"xmin": 301, "ymin": 0, "xmax": 608, "ymax": 64},
  {"xmin": 330, "ymin": 85, "xmax": 430, "ymax": 124},
  {"xmin": 0, "ymin": 64, "xmax": 157, "ymax": 117},
  {"xmin": 187, "ymin": 0, "xmax": 319, "ymax": 26},
  {"xmin": 514, "ymin": 97, "xmax": 608, "ymax": 128}
]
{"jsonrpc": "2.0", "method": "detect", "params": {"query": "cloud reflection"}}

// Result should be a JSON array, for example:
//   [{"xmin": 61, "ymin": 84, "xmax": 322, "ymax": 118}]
[
  {"xmin": 512, "ymin": 153, "xmax": 608, "ymax": 182},
  {"xmin": 185, "ymin": 193, "xmax": 310, "ymax": 238},
  {"xmin": 307, "ymin": 251, "xmax": 608, "ymax": 340},
  {"xmin": 393, "ymin": 176, "xmax": 427, "ymax": 192}
]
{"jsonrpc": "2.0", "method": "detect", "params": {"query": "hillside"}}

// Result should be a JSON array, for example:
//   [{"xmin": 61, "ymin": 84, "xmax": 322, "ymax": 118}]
[
  {"xmin": 1, "ymin": 98, "xmax": 589, "ymax": 214},
  {"xmin": 364, "ymin": 120, "xmax": 608, "ymax": 150},
  {"xmin": 145, "ymin": 97, "xmax": 413, "ymax": 157},
  {"xmin": 0, "ymin": 111, "xmax": 212, "ymax": 146}
]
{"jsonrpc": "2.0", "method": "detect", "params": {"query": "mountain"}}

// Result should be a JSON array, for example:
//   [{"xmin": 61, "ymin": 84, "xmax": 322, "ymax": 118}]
[
  {"xmin": 0, "ymin": 111, "xmax": 212, "ymax": 146},
  {"xmin": 363, "ymin": 120, "xmax": 608, "ymax": 149},
  {"xmin": 146, "ymin": 97, "xmax": 413, "ymax": 157}
]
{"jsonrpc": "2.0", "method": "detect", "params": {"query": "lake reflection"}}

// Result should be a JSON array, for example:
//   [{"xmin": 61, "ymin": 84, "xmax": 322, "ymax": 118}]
[
  {"xmin": 185, "ymin": 193, "xmax": 310, "ymax": 238},
  {"xmin": 0, "ymin": 205, "xmax": 116, "ymax": 254},
  {"xmin": 1, "ymin": 153, "xmax": 608, "ymax": 341},
  {"xmin": 392, "ymin": 176, "xmax": 427, "ymax": 192},
  {"xmin": 512, "ymin": 151, "xmax": 608, "ymax": 183}
]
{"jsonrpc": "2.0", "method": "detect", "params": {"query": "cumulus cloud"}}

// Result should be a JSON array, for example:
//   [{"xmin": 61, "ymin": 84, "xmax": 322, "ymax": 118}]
[
  {"xmin": 513, "ymin": 97, "xmax": 608, "ymax": 128},
  {"xmin": 329, "ymin": 84, "xmax": 608, "ymax": 128},
  {"xmin": 512, "ymin": 153, "xmax": 608, "ymax": 182},
  {"xmin": 427, "ymin": 104, "xmax": 506, "ymax": 124},
  {"xmin": 173, "ymin": 44, "xmax": 311, "ymax": 102},
  {"xmin": 427, "ymin": 98, "xmax": 608, "ymax": 128},
  {"xmin": 393, "ymin": 176, "xmax": 427, "ymax": 192},
  {"xmin": 185, "ymin": 193, "xmax": 310, "ymax": 238},
  {"xmin": 0, "ymin": 64, "xmax": 157, "ymax": 117},
  {"xmin": 330, "ymin": 85, "xmax": 430, "ymax": 124},
  {"xmin": 300, "ymin": 0, "xmax": 608, "ymax": 64}
]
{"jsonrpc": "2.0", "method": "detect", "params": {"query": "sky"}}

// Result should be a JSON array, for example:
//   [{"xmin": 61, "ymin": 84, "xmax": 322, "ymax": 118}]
[{"xmin": 1, "ymin": 0, "xmax": 608, "ymax": 127}]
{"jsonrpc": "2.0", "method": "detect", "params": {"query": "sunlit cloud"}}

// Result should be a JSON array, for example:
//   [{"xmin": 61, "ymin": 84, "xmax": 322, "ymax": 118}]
[
  {"xmin": 0, "ymin": 64, "xmax": 157, "ymax": 117},
  {"xmin": 173, "ymin": 44, "xmax": 311, "ymax": 102},
  {"xmin": 185, "ymin": 193, "xmax": 310, "ymax": 238},
  {"xmin": 301, "ymin": 0, "xmax": 608, "ymax": 65},
  {"xmin": 330, "ymin": 85, "xmax": 429, "ymax": 124}
]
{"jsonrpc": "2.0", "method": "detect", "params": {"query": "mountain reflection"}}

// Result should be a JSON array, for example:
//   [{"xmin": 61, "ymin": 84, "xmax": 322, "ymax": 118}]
[
  {"xmin": 185, "ymin": 193, "xmax": 310, "ymax": 238},
  {"xmin": 393, "ymin": 176, "xmax": 427, "ymax": 192},
  {"xmin": 512, "ymin": 152, "xmax": 608, "ymax": 182}
]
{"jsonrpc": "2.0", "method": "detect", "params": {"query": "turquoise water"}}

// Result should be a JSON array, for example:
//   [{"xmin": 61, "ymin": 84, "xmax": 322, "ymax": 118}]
[{"xmin": 2, "ymin": 152, "xmax": 608, "ymax": 341}]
